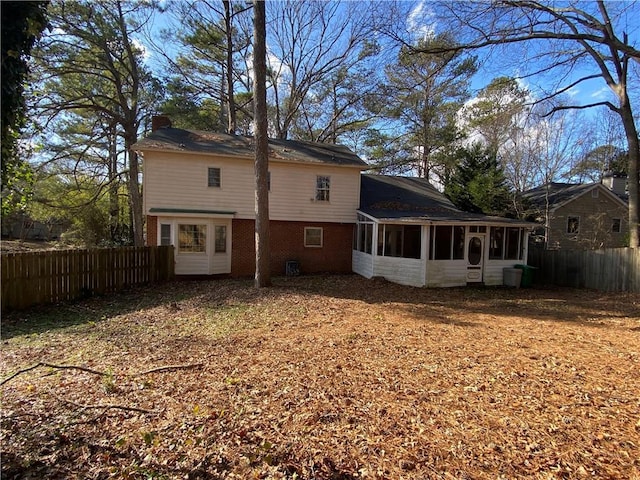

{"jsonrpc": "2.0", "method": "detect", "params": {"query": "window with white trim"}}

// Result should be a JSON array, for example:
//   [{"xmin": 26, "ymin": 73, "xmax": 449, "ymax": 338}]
[
  {"xmin": 377, "ymin": 224, "xmax": 422, "ymax": 259},
  {"xmin": 429, "ymin": 225, "xmax": 465, "ymax": 260},
  {"xmin": 215, "ymin": 226, "xmax": 227, "ymax": 253},
  {"xmin": 489, "ymin": 226, "xmax": 525, "ymax": 260},
  {"xmin": 179, "ymin": 224, "xmax": 207, "ymax": 253},
  {"xmin": 208, "ymin": 167, "xmax": 221, "ymax": 187},
  {"xmin": 315, "ymin": 176, "xmax": 330, "ymax": 201},
  {"xmin": 304, "ymin": 227, "xmax": 323, "ymax": 247},
  {"xmin": 160, "ymin": 224, "xmax": 171, "ymax": 246},
  {"xmin": 354, "ymin": 214, "xmax": 373, "ymax": 254}
]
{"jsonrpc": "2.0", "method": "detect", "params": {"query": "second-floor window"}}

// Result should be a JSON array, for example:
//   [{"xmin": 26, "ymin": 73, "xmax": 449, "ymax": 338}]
[
  {"xmin": 208, "ymin": 167, "xmax": 221, "ymax": 187},
  {"xmin": 316, "ymin": 175, "xmax": 330, "ymax": 201}
]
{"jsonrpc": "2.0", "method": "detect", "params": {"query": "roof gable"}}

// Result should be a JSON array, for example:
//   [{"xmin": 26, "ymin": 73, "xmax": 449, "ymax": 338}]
[
  {"xmin": 133, "ymin": 127, "xmax": 367, "ymax": 168},
  {"xmin": 523, "ymin": 182, "xmax": 628, "ymax": 212}
]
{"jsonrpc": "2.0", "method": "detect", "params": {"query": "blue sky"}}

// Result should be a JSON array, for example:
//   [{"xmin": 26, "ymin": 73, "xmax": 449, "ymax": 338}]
[{"xmin": 413, "ymin": 0, "xmax": 638, "ymax": 109}]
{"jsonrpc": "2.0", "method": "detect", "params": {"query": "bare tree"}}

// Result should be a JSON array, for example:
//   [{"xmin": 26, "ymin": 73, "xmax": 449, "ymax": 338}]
[
  {"xmin": 416, "ymin": 0, "xmax": 639, "ymax": 246},
  {"xmin": 265, "ymin": 0, "xmax": 379, "ymax": 140},
  {"xmin": 253, "ymin": 0, "xmax": 270, "ymax": 288}
]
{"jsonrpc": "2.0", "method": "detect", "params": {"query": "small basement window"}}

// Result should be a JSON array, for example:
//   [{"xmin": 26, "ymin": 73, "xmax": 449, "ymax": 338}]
[{"xmin": 304, "ymin": 227, "xmax": 323, "ymax": 247}]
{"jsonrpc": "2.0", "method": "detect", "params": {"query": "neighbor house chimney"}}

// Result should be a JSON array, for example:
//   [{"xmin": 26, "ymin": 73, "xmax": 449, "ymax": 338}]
[
  {"xmin": 151, "ymin": 115, "xmax": 172, "ymax": 132},
  {"xmin": 602, "ymin": 172, "xmax": 627, "ymax": 196}
]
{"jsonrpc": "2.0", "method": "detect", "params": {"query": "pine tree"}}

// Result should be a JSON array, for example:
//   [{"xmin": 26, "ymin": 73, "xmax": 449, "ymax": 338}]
[{"xmin": 445, "ymin": 143, "xmax": 512, "ymax": 216}]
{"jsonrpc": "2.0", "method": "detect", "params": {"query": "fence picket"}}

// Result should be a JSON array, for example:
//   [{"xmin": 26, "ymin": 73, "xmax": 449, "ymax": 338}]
[
  {"xmin": 1, "ymin": 246, "xmax": 174, "ymax": 312},
  {"xmin": 529, "ymin": 247, "xmax": 639, "ymax": 293}
]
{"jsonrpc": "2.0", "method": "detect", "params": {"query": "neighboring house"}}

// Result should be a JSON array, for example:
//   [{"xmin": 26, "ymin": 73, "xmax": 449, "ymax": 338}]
[
  {"xmin": 134, "ymin": 118, "xmax": 367, "ymax": 276},
  {"xmin": 1, "ymin": 213, "xmax": 68, "ymax": 241},
  {"xmin": 352, "ymin": 175, "xmax": 534, "ymax": 287},
  {"xmin": 523, "ymin": 179, "xmax": 629, "ymax": 250}
]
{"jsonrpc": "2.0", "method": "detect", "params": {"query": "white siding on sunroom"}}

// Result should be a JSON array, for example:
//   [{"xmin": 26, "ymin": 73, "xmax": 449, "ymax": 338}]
[
  {"xmin": 352, "ymin": 250, "xmax": 374, "ymax": 279},
  {"xmin": 143, "ymin": 151, "xmax": 362, "ymax": 223},
  {"xmin": 425, "ymin": 260, "xmax": 469, "ymax": 287},
  {"xmin": 374, "ymin": 256, "xmax": 425, "ymax": 287}
]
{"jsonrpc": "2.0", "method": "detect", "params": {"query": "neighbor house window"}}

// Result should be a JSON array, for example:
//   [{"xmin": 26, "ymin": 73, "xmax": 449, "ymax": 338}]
[
  {"xmin": 378, "ymin": 224, "xmax": 422, "ymax": 259},
  {"xmin": 160, "ymin": 224, "xmax": 171, "ymax": 246},
  {"xmin": 215, "ymin": 226, "xmax": 226, "ymax": 253},
  {"xmin": 305, "ymin": 227, "xmax": 323, "ymax": 247},
  {"xmin": 316, "ymin": 176, "xmax": 330, "ymax": 201},
  {"xmin": 429, "ymin": 225, "xmax": 464, "ymax": 260},
  {"xmin": 567, "ymin": 216, "xmax": 580, "ymax": 234},
  {"xmin": 208, "ymin": 167, "xmax": 221, "ymax": 187},
  {"xmin": 612, "ymin": 218, "xmax": 621, "ymax": 233},
  {"xmin": 179, "ymin": 224, "xmax": 206, "ymax": 253}
]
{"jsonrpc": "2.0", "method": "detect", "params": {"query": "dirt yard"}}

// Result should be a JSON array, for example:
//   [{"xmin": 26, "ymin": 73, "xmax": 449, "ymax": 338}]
[{"xmin": 1, "ymin": 275, "xmax": 639, "ymax": 479}]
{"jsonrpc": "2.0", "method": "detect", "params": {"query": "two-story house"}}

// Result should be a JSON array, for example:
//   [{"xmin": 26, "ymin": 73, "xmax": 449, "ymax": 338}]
[
  {"xmin": 134, "ymin": 118, "xmax": 367, "ymax": 276},
  {"xmin": 523, "ymin": 177, "xmax": 629, "ymax": 250},
  {"xmin": 136, "ymin": 118, "xmax": 534, "ymax": 287}
]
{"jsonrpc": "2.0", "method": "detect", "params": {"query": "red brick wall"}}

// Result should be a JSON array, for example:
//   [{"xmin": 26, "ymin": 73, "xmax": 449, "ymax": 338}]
[
  {"xmin": 232, "ymin": 219, "xmax": 354, "ymax": 277},
  {"xmin": 146, "ymin": 216, "xmax": 158, "ymax": 246}
]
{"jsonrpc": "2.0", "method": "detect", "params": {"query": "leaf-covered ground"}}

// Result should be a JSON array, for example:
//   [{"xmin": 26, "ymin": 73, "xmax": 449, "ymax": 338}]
[{"xmin": 1, "ymin": 275, "xmax": 639, "ymax": 479}]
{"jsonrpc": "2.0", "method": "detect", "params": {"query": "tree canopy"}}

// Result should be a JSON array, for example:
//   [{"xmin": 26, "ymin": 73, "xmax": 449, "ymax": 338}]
[{"xmin": 1, "ymin": 1, "xmax": 48, "ymax": 216}]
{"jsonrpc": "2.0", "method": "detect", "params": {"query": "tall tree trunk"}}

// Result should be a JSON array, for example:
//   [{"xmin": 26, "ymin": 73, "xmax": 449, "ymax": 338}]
[
  {"xmin": 108, "ymin": 125, "xmax": 119, "ymax": 242},
  {"xmin": 253, "ymin": 0, "xmax": 271, "ymax": 287},
  {"xmin": 126, "ymin": 137, "xmax": 144, "ymax": 247},
  {"xmin": 622, "ymin": 109, "xmax": 639, "ymax": 247},
  {"xmin": 223, "ymin": 0, "xmax": 237, "ymax": 135}
]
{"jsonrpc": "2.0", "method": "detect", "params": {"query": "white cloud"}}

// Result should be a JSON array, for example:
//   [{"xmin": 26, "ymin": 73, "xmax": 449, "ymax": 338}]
[
  {"xmin": 590, "ymin": 87, "xmax": 610, "ymax": 99},
  {"xmin": 407, "ymin": 1, "xmax": 436, "ymax": 41},
  {"xmin": 132, "ymin": 38, "xmax": 151, "ymax": 61}
]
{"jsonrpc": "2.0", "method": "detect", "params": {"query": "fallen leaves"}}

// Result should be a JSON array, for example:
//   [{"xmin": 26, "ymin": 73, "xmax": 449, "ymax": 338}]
[{"xmin": 1, "ymin": 275, "xmax": 639, "ymax": 479}]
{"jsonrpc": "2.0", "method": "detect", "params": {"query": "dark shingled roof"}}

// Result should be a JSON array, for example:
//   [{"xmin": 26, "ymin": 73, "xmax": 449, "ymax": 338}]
[
  {"xmin": 359, "ymin": 175, "xmax": 532, "ymax": 225},
  {"xmin": 522, "ymin": 182, "xmax": 628, "ymax": 211},
  {"xmin": 133, "ymin": 127, "xmax": 367, "ymax": 167}
]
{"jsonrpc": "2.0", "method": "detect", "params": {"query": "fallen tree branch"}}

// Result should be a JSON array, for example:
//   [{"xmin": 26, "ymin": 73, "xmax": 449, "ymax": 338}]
[
  {"xmin": 0, "ymin": 362, "xmax": 107, "ymax": 387},
  {"xmin": 55, "ymin": 395, "xmax": 156, "ymax": 415},
  {"xmin": 135, "ymin": 363, "xmax": 204, "ymax": 376},
  {"xmin": 1, "ymin": 361, "xmax": 204, "ymax": 387}
]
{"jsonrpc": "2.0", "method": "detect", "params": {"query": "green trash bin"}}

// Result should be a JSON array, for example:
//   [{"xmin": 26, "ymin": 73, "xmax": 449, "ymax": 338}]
[{"xmin": 515, "ymin": 264, "xmax": 537, "ymax": 288}]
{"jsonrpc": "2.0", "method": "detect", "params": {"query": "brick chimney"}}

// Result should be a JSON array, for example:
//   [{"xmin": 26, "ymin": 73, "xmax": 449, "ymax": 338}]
[
  {"xmin": 602, "ymin": 172, "xmax": 627, "ymax": 196},
  {"xmin": 151, "ymin": 115, "xmax": 172, "ymax": 132}
]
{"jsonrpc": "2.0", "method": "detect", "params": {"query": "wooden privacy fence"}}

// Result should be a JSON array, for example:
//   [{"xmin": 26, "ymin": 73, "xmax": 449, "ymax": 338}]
[
  {"xmin": 528, "ymin": 247, "xmax": 640, "ymax": 293},
  {"xmin": 1, "ymin": 246, "xmax": 174, "ymax": 312}
]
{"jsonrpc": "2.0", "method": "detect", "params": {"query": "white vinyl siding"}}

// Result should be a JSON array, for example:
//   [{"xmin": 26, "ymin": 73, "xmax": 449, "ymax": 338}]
[{"xmin": 144, "ymin": 152, "xmax": 361, "ymax": 223}]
